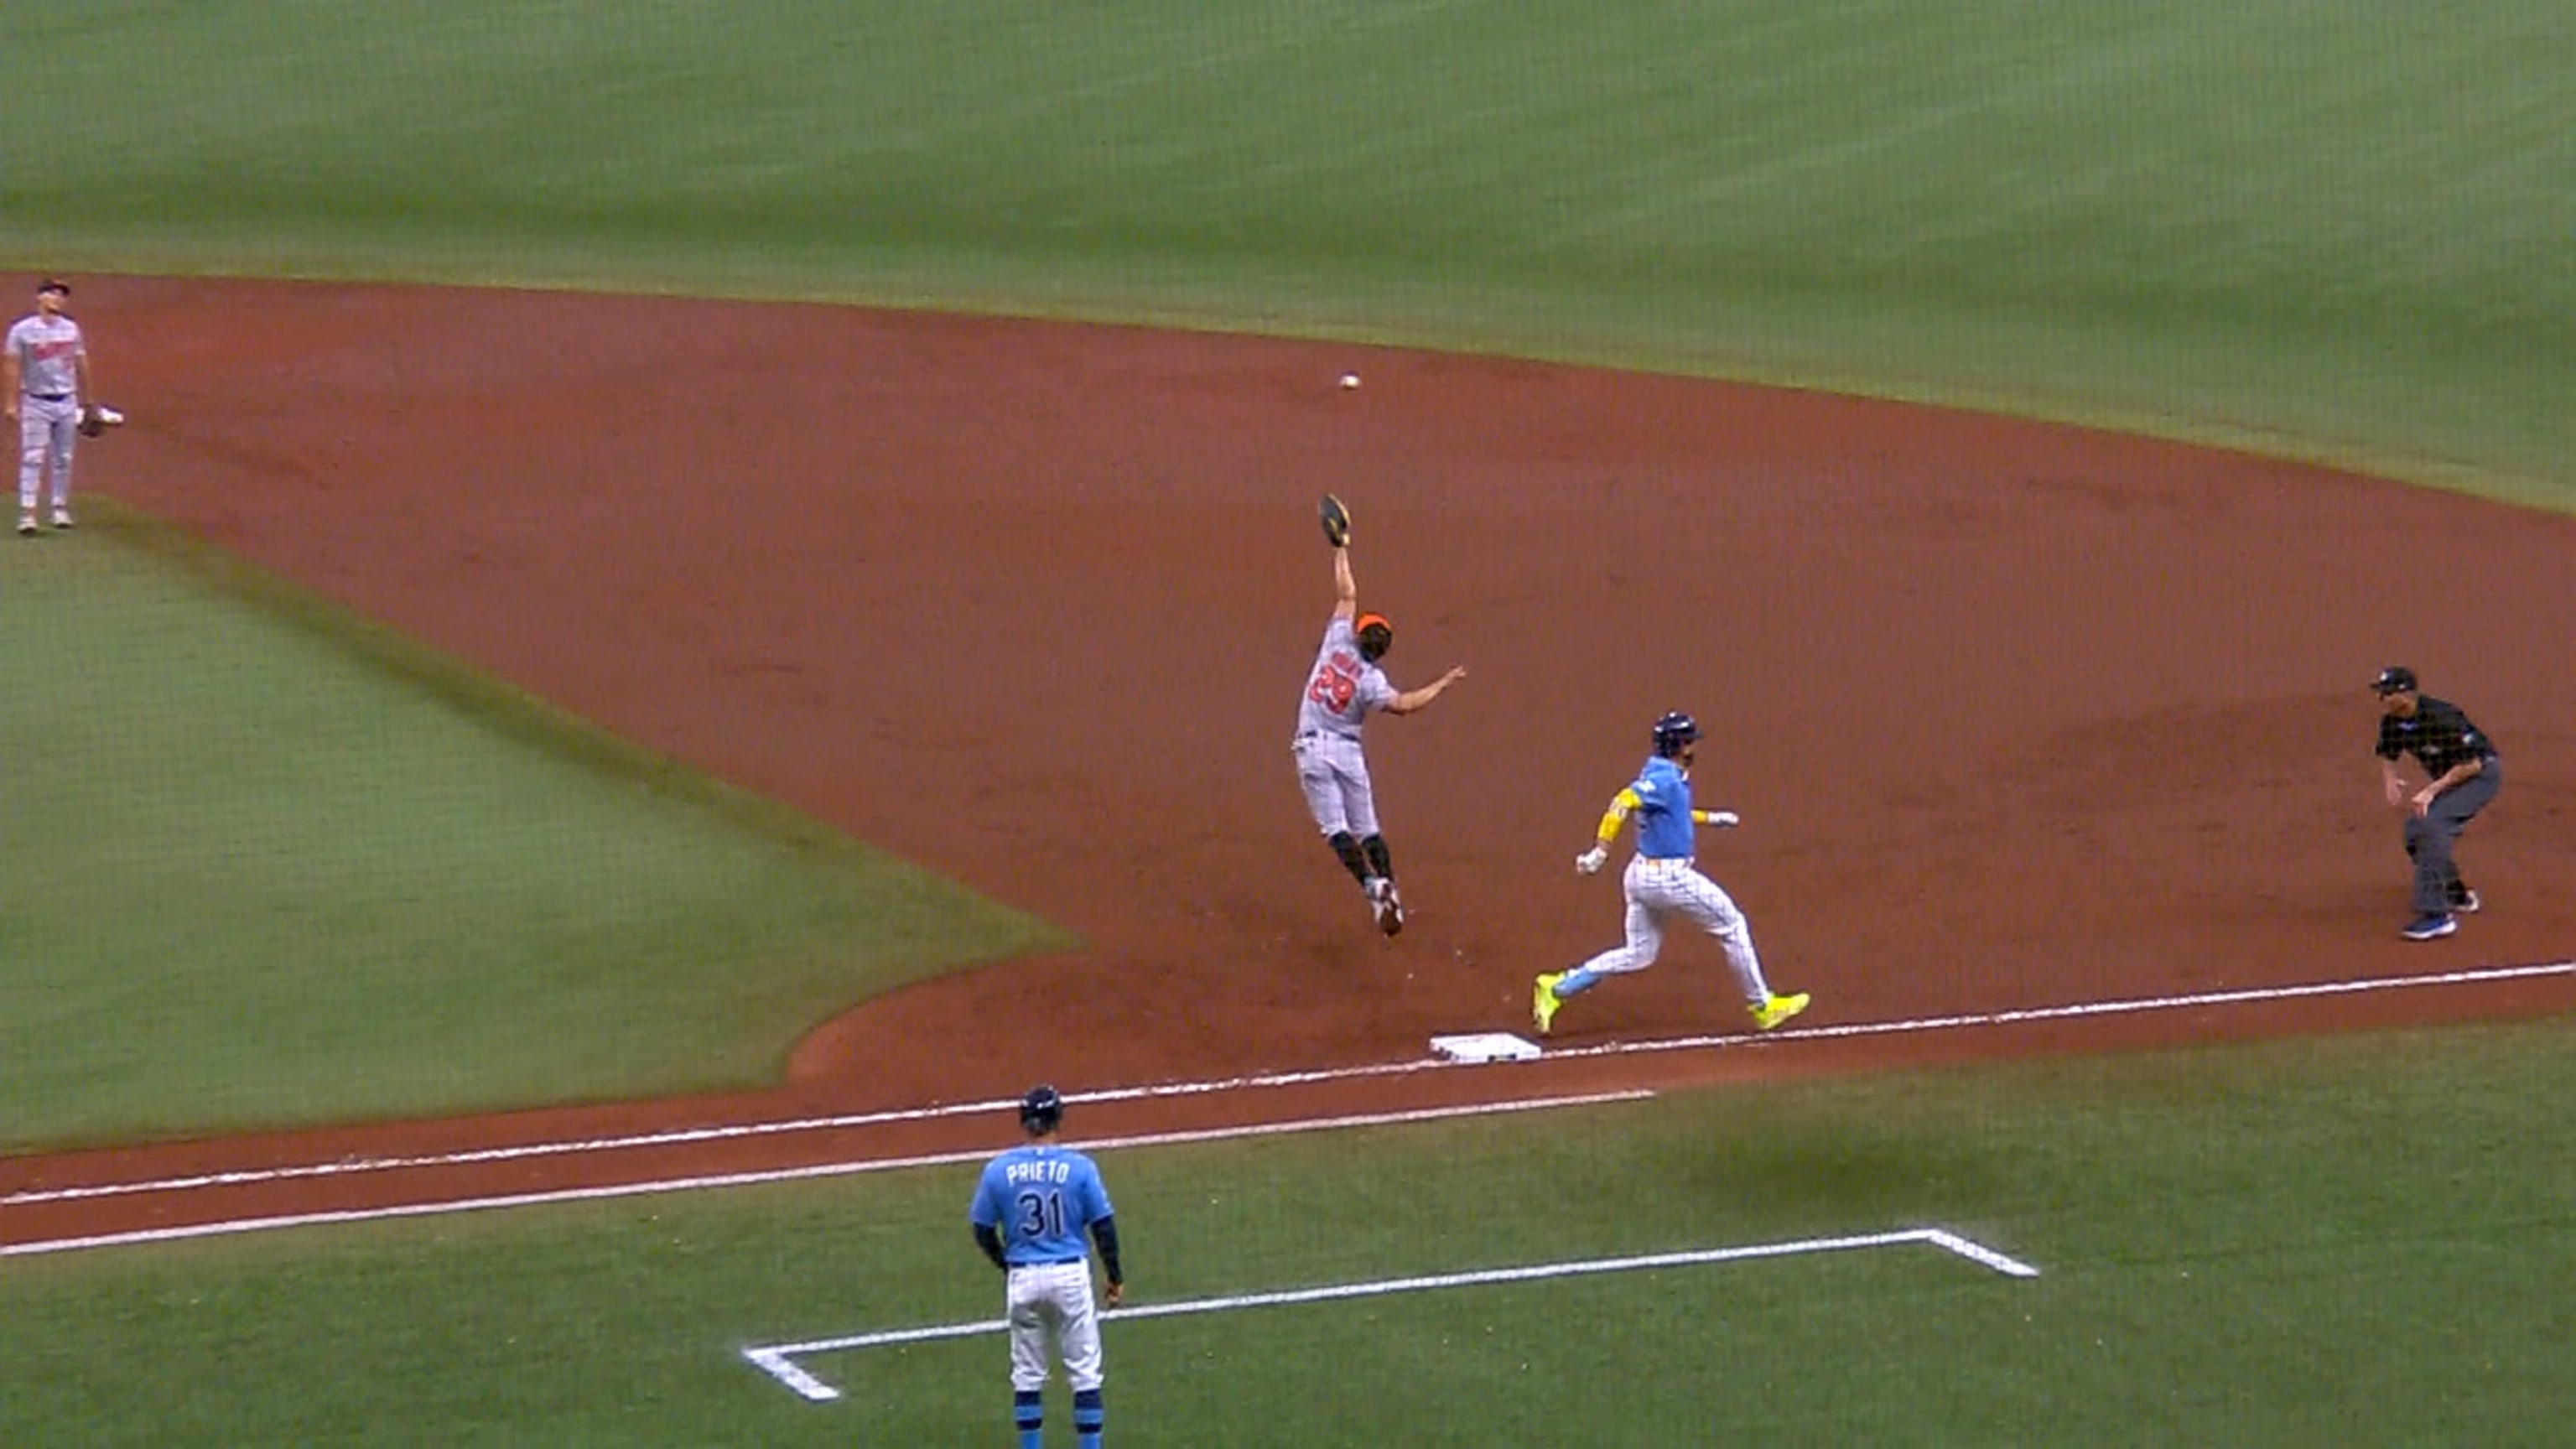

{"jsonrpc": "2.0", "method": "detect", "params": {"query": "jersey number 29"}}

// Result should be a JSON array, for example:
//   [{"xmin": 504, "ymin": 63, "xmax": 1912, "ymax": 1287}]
[{"xmin": 1306, "ymin": 658, "xmax": 1358, "ymax": 713}]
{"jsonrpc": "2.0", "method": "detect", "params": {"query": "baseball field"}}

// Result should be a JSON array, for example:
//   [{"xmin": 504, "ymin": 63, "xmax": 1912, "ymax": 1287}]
[{"xmin": 3, "ymin": 4, "xmax": 2573, "ymax": 1446}]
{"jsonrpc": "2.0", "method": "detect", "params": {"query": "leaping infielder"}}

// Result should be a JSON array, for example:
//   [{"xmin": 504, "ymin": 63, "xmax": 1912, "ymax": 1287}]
[
  {"xmin": 1534, "ymin": 710, "xmax": 1809, "ymax": 1036},
  {"xmin": 1291, "ymin": 495, "xmax": 1466, "ymax": 936}
]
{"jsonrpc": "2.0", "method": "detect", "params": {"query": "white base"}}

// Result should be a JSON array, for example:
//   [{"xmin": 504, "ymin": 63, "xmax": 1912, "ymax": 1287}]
[{"xmin": 1429, "ymin": 1031, "xmax": 1542, "ymax": 1064}]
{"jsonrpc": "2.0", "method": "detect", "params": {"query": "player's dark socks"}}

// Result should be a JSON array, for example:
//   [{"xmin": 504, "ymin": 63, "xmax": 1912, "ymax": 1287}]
[
  {"xmin": 1015, "ymin": 1389, "xmax": 1043, "ymax": 1448},
  {"xmin": 1327, "ymin": 832, "xmax": 1373, "ymax": 887},
  {"xmin": 1361, "ymin": 834, "xmax": 1394, "ymax": 881},
  {"xmin": 1074, "ymin": 1387, "xmax": 1105, "ymax": 1447}
]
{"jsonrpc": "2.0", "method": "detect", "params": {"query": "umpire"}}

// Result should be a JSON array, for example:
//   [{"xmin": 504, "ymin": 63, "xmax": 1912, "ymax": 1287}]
[{"xmin": 2371, "ymin": 666, "xmax": 2501, "ymax": 941}]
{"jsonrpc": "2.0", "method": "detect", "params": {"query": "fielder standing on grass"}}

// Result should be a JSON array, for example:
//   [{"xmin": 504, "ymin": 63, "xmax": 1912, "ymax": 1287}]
[
  {"xmin": 970, "ymin": 1086, "xmax": 1122, "ymax": 1449},
  {"xmin": 1292, "ymin": 493, "xmax": 1467, "ymax": 937},
  {"xmin": 1534, "ymin": 710, "xmax": 1809, "ymax": 1036},
  {"xmin": 2371, "ymin": 666, "xmax": 2502, "ymax": 942},
  {"xmin": 5, "ymin": 278, "xmax": 98, "ymax": 536}
]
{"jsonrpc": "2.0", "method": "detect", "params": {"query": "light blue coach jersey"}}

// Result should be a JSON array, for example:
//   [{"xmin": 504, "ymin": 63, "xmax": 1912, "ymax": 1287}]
[
  {"xmin": 1628, "ymin": 756, "xmax": 1696, "ymax": 860},
  {"xmin": 970, "ymin": 1145, "xmax": 1115, "ymax": 1265}
]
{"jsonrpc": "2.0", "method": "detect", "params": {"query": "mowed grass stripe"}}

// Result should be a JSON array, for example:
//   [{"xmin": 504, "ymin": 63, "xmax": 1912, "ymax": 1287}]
[
  {"xmin": 0, "ymin": 3, "xmax": 2568, "ymax": 501},
  {"xmin": 1, "ymin": 1021, "xmax": 2570, "ymax": 1446},
  {"xmin": 0, "ymin": 505, "xmax": 1066, "ymax": 1150}
]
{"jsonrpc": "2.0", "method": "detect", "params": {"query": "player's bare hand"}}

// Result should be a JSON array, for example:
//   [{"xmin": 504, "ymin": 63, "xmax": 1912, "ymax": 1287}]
[
  {"xmin": 1104, "ymin": 1281, "xmax": 1124, "ymax": 1309},
  {"xmin": 2410, "ymin": 788, "xmax": 2436, "ymax": 818},
  {"xmin": 2383, "ymin": 776, "xmax": 2407, "ymax": 807},
  {"xmin": 1575, "ymin": 845, "xmax": 1608, "ymax": 875},
  {"xmin": 1439, "ymin": 666, "xmax": 1467, "ymax": 687}
]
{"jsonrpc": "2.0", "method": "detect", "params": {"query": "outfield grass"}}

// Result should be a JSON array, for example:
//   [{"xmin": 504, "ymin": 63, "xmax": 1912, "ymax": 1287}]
[
  {"xmin": 3, "ymin": 3, "xmax": 2568, "ymax": 505},
  {"xmin": 4, "ymin": 1018, "xmax": 2569, "ymax": 1446},
  {"xmin": 0, "ymin": 508, "xmax": 1067, "ymax": 1150}
]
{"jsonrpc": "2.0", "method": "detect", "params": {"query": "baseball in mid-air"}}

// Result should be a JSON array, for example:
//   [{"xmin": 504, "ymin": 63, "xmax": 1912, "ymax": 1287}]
[{"xmin": 1339, "ymin": 372, "xmax": 1361, "ymax": 391}]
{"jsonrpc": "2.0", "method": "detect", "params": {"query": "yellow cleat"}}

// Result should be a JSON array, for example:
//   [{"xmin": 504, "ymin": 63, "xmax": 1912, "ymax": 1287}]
[
  {"xmin": 1750, "ymin": 992, "xmax": 1810, "ymax": 1031},
  {"xmin": 1532, "ymin": 973, "xmax": 1566, "ymax": 1035}
]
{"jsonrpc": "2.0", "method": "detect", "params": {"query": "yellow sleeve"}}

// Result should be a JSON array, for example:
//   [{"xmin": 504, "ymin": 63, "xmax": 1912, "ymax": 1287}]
[{"xmin": 1593, "ymin": 787, "xmax": 1643, "ymax": 844}]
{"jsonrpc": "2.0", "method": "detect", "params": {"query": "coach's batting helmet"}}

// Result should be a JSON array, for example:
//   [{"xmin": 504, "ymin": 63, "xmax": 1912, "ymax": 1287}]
[
  {"xmin": 1354, "ymin": 612, "xmax": 1394, "ymax": 662},
  {"xmin": 1019, "ymin": 1084, "xmax": 1065, "ymax": 1135},
  {"xmin": 1651, "ymin": 710, "xmax": 1700, "ymax": 758}
]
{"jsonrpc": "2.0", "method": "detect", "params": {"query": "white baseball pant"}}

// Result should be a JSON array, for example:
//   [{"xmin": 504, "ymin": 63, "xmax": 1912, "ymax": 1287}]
[
  {"xmin": 1579, "ymin": 855, "xmax": 1777, "ymax": 1005},
  {"xmin": 1005, "ymin": 1260, "xmax": 1104, "ymax": 1393},
  {"xmin": 17, "ymin": 395, "xmax": 79, "ymax": 511},
  {"xmin": 1292, "ymin": 732, "xmax": 1379, "ymax": 838}
]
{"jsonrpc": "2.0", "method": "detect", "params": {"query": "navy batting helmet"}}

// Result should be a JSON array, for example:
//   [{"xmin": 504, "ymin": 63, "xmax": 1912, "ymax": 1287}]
[
  {"xmin": 1650, "ymin": 710, "xmax": 1700, "ymax": 758},
  {"xmin": 1019, "ymin": 1084, "xmax": 1065, "ymax": 1134}
]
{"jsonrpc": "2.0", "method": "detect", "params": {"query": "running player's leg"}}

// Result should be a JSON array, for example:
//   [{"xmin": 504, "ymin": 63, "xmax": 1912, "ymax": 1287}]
[
  {"xmin": 1556, "ymin": 873, "xmax": 1667, "ymax": 998},
  {"xmin": 1535, "ymin": 863, "xmax": 1670, "ymax": 1030},
  {"xmin": 1670, "ymin": 869, "xmax": 1790, "ymax": 1008},
  {"xmin": 1005, "ymin": 1273, "xmax": 1052, "ymax": 1448},
  {"xmin": 1052, "ymin": 1267, "xmax": 1108, "ymax": 1448}
]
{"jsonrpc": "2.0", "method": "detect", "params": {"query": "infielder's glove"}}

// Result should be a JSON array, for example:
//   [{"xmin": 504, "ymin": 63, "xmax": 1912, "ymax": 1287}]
[
  {"xmin": 1319, "ymin": 493, "xmax": 1352, "ymax": 548},
  {"xmin": 78, "ymin": 403, "xmax": 124, "ymax": 439}
]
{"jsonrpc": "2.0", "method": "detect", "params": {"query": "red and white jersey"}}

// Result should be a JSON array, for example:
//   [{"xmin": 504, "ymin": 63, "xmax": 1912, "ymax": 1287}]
[
  {"xmin": 1294, "ymin": 616, "xmax": 1396, "ymax": 740},
  {"xmin": 7, "ymin": 314, "xmax": 84, "ymax": 397}
]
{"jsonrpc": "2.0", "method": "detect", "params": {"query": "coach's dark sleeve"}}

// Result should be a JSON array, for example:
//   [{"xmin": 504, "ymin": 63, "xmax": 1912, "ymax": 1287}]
[
  {"xmin": 1090, "ymin": 1216, "xmax": 1123, "ymax": 1286},
  {"xmin": 973, "ymin": 1223, "xmax": 1007, "ymax": 1271}
]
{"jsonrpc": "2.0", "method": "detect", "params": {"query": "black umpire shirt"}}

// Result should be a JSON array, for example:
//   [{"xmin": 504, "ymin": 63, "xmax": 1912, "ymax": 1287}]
[{"xmin": 2376, "ymin": 697, "xmax": 2498, "ymax": 778}]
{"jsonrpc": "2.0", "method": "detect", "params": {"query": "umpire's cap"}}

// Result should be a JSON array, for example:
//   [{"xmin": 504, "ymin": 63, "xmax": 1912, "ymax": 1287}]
[
  {"xmin": 1019, "ymin": 1084, "xmax": 1065, "ymax": 1134},
  {"xmin": 2372, "ymin": 665, "xmax": 2419, "ymax": 697}
]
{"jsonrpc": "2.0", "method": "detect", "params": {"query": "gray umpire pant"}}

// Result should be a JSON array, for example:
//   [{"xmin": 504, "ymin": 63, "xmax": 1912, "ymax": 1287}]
[{"xmin": 2404, "ymin": 760, "xmax": 2501, "ymax": 915}]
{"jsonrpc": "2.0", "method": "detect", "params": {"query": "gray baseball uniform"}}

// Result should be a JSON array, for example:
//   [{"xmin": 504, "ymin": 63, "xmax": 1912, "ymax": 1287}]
[
  {"xmin": 1291, "ymin": 615, "xmax": 1399, "ymax": 836},
  {"xmin": 10, "ymin": 312, "xmax": 86, "ymax": 522}
]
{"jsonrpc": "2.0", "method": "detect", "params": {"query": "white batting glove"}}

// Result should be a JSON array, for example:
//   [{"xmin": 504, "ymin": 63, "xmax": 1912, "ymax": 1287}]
[
  {"xmin": 1705, "ymin": 811, "xmax": 1740, "ymax": 829},
  {"xmin": 1575, "ymin": 845, "xmax": 1609, "ymax": 875}
]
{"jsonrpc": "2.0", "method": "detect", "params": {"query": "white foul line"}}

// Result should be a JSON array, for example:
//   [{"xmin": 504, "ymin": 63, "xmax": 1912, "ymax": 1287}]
[
  {"xmin": 1535, "ymin": 958, "xmax": 2576, "ymax": 1065},
  {"xmin": 0, "ymin": 1091, "xmax": 1650, "ymax": 1259},
  {"xmin": 743, "ymin": 1227, "xmax": 2043, "ymax": 1402},
  {"xmin": 7, "ymin": 958, "xmax": 2568, "ymax": 1211}
]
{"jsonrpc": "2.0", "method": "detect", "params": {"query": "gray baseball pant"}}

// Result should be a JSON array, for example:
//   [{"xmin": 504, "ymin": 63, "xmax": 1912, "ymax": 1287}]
[{"xmin": 2404, "ymin": 761, "xmax": 2501, "ymax": 916}]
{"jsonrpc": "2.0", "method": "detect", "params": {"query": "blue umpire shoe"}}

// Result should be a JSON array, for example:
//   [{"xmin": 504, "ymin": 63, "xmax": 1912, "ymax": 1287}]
[{"xmin": 2400, "ymin": 913, "xmax": 2457, "ymax": 941}]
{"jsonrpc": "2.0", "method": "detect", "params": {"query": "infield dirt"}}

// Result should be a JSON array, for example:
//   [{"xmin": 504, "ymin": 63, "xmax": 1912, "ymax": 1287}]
[{"xmin": 5, "ymin": 278, "xmax": 2571, "ymax": 1242}]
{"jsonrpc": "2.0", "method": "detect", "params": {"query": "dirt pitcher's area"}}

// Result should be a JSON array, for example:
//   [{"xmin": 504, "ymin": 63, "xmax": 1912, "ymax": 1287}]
[{"xmin": 5, "ymin": 278, "xmax": 2572, "ymax": 1245}]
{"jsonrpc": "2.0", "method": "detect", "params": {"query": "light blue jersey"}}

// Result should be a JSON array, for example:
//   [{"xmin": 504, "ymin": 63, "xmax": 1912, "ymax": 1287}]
[
  {"xmin": 1628, "ymin": 756, "xmax": 1696, "ymax": 859},
  {"xmin": 971, "ymin": 1145, "xmax": 1115, "ymax": 1265}
]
